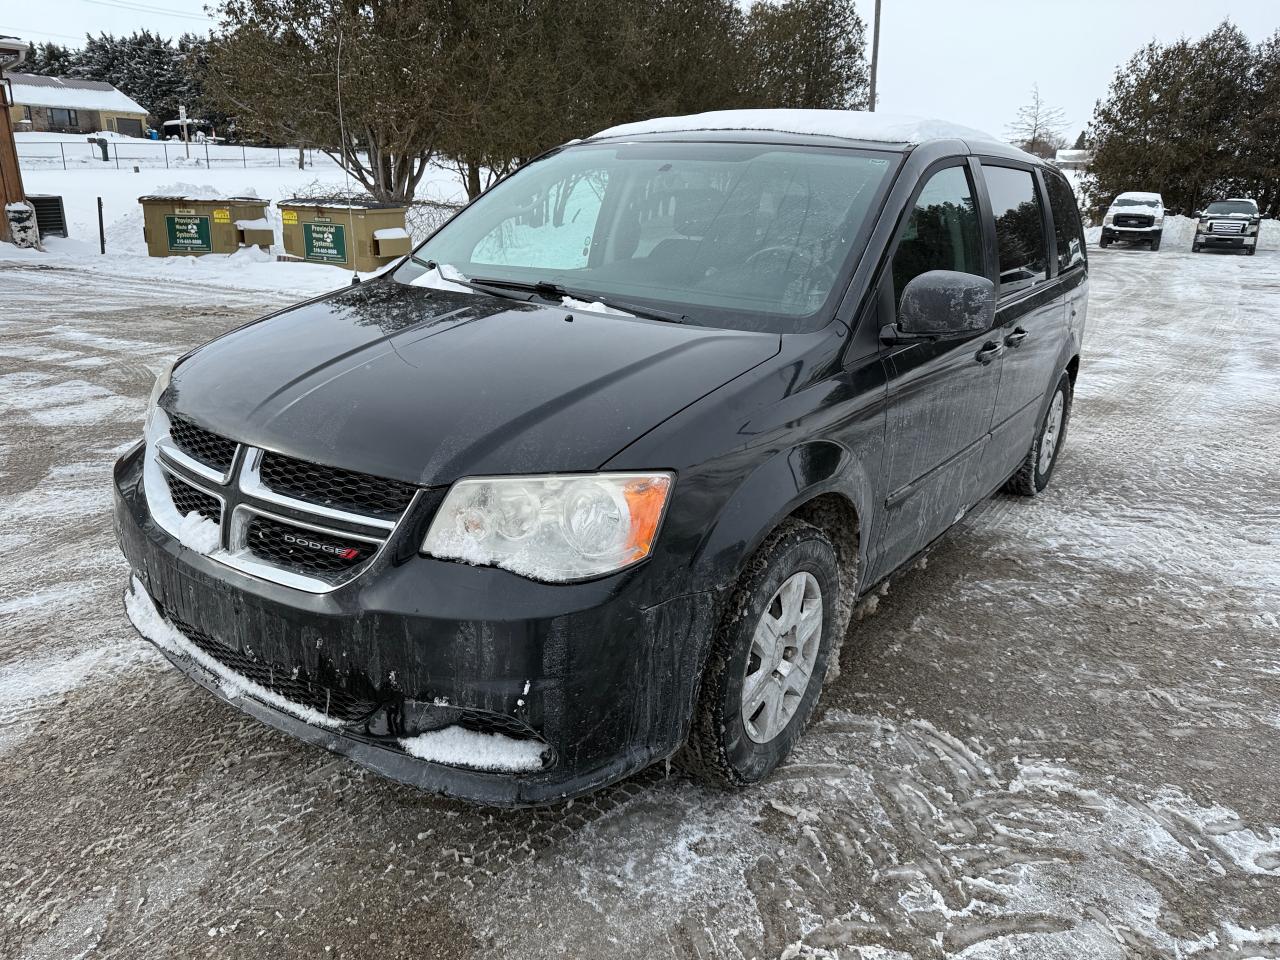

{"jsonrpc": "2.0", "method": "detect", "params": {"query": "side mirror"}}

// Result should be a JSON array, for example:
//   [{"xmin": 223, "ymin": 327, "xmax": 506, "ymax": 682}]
[
  {"xmin": 1193, "ymin": 210, "xmax": 1203, "ymax": 218},
  {"xmin": 883, "ymin": 270, "xmax": 996, "ymax": 343}
]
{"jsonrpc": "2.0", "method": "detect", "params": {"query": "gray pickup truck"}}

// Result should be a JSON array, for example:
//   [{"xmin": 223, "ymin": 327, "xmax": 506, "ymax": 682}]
[{"xmin": 1193, "ymin": 199, "xmax": 1261, "ymax": 255}]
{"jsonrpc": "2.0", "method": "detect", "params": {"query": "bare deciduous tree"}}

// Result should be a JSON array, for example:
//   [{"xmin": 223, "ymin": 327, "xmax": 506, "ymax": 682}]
[{"xmin": 1006, "ymin": 84, "xmax": 1068, "ymax": 159}]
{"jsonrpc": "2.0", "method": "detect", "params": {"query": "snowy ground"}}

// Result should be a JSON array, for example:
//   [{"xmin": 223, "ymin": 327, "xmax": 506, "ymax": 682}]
[
  {"xmin": 0, "ymin": 240, "xmax": 1278, "ymax": 959},
  {"xmin": 10, "ymin": 145, "xmax": 466, "ymax": 296}
]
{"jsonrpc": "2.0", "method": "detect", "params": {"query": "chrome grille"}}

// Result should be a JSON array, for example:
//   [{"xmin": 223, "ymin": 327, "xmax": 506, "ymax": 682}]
[
  {"xmin": 1210, "ymin": 220, "xmax": 1244, "ymax": 235},
  {"xmin": 145, "ymin": 415, "xmax": 421, "ymax": 593}
]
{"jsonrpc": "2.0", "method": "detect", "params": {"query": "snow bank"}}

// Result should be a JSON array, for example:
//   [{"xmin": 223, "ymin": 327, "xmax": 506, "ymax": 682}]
[
  {"xmin": 124, "ymin": 576, "xmax": 345, "ymax": 730},
  {"xmin": 592, "ymin": 109, "xmax": 997, "ymax": 146},
  {"xmin": 399, "ymin": 725, "xmax": 547, "ymax": 773}
]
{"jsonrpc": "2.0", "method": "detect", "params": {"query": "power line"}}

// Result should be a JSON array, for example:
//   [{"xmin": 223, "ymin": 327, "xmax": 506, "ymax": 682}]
[
  {"xmin": 0, "ymin": 26, "xmax": 88, "ymax": 43},
  {"xmin": 75, "ymin": 0, "xmax": 214, "ymax": 23}
]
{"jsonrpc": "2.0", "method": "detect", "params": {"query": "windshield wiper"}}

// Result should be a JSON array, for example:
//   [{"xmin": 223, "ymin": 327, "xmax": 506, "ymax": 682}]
[
  {"xmin": 413, "ymin": 261, "xmax": 689, "ymax": 324},
  {"xmin": 408, "ymin": 258, "xmax": 531, "ymax": 304},
  {"xmin": 468, "ymin": 276, "xmax": 689, "ymax": 324}
]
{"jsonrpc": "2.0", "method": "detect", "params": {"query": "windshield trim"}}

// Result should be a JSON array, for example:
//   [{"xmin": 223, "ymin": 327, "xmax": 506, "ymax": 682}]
[{"xmin": 395, "ymin": 141, "xmax": 905, "ymax": 335}]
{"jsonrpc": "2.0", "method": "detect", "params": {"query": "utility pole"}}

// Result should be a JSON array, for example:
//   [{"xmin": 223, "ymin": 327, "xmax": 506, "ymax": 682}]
[
  {"xmin": 0, "ymin": 36, "xmax": 31, "ymax": 244},
  {"xmin": 868, "ymin": 0, "xmax": 882, "ymax": 112}
]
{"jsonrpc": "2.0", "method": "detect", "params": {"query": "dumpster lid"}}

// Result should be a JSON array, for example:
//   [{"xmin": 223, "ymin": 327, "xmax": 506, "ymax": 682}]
[
  {"xmin": 279, "ymin": 196, "xmax": 407, "ymax": 210},
  {"xmin": 137, "ymin": 194, "xmax": 267, "ymax": 203}
]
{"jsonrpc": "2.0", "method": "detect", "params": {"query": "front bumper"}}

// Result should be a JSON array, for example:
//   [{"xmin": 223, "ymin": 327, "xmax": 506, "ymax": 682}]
[
  {"xmin": 1102, "ymin": 225, "xmax": 1160, "ymax": 239},
  {"xmin": 1197, "ymin": 232, "xmax": 1256, "ymax": 247},
  {"xmin": 114, "ymin": 443, "xmax": 717, "ymax": 806}
]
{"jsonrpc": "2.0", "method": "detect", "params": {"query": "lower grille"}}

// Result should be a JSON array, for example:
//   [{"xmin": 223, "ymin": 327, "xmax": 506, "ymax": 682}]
[
  {"xmin": 165, "ymin": 472, "xmax": 220, "ymax": 522},
  {"xmin": 245, "ymin": 514, "xmax": 374, "ymax": 578},
  {"xmin": 169, "ymin": 614, "xmax": 380, "ymax": 723}
]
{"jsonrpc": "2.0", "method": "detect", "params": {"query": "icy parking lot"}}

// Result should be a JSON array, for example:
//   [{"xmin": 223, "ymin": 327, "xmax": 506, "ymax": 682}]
[{"xmin": 1, "ymin": 243, "xmax": 1278, "ymax": 960}]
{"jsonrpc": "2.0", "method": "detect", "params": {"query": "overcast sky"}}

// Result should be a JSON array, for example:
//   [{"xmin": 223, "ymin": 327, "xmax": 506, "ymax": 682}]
[{"xmin": 4, "ymin": 0, "xmax": 1279, "ymax": 138}]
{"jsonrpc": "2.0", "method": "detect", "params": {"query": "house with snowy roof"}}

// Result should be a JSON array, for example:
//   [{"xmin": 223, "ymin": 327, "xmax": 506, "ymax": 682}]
[{"xmin": 8, "ymin": 74, "xmax": 149, "ymax": 137}]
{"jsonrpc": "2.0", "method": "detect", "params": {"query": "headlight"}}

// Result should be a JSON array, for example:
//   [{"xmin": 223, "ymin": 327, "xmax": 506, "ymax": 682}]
[
  {"xmin": 1154, "ymin": 215, "xmax": 1165, "ymax": 226},
  {"xmin": 422, "ymin": 472, "xmax": 674, "ymax": 582},
  {"xmin": 1103, "ymin": 213, "xmax": 1114, "ymax": 226},
  {"xmin": 144, "ymin": 360, "xmax": 175, "ymax": 435}
]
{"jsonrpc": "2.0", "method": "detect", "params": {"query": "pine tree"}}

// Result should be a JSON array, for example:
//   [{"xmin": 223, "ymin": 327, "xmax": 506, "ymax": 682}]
[
  {"xmin": 742, "ymin": 0, "xmax": 868, "ymax": 110},
  {"xmin": 1085, "ymin": 21, "xmax": 1264, "ymax": 217},
  {"xmin": 12, "ymin": 41, "xmax": 80, "ymax": 75}
]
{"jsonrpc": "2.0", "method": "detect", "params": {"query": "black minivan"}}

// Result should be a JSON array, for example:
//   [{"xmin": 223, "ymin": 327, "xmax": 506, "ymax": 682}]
[{"xmin": 114, "ymin": 110, "xmax": 1088, "ymax": 805}]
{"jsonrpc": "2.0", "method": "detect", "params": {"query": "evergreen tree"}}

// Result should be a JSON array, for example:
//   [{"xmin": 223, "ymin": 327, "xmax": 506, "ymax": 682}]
[
  {"xmin": 65, "ymin": 31, "xmax": 199, "ymax": 128},
  {"xmin": 1085, "ymin": 21, "xmax": 1265, "ymax": 217},
  {"xmin": 12, "ymin": 41, "xmax": 79, "ymax": 75},
  {"xmin": 744, "ymin": 0, "xmax": 869, "ymax": 110}
]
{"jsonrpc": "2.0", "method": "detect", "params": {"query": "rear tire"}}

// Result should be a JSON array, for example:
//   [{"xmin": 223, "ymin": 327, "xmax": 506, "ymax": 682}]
[
  {"xmin": 1003, "ymin": 373, "xmax": 1073, "ymax": 497},
  {"xmin": 679, "ymin": 518, "xmax": 838, "ymax": 788}
]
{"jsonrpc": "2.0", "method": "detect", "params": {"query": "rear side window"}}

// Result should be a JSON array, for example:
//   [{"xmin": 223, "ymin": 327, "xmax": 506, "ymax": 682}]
[
  {"xmin": 981, "ymin": 165, "xmax": 1047, "ymax": 296},
  {"xmin": 891, "ymin": 165, "xmax": 983, "ymax": 304},
  {"xmin": 1046, "ymin": 175, "xmax": 1086, "ymax": 272}
]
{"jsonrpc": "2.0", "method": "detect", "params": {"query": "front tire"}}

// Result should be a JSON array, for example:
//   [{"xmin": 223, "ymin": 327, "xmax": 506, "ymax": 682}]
[
  {"xmin": 1193, "ymin": 242, "xmax": 1202, "ymax": 253},
  {"xmin": 1246, "ymin": 245, "xmax": 1256, "ymax": 256},
  {"xmin": 1004, "ymin": 373, "xmax": 1073, "ymax": 497},
  {"xmin": 680, "ymin": 518, "xmax": 838, "ymax": 788},
  {"xmin": 1150, "ymin": 231, "xmax": 1162, "ymax": 251},
  {"xmin": 1099, "ymin": 236, "xmax": 1111, "ymax": 248}
]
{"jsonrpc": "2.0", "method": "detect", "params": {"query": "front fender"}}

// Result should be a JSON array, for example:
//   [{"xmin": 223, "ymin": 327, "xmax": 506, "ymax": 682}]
[{"xmin": 691, "ymin": 439, "xmax": 876, "ymax": 596}]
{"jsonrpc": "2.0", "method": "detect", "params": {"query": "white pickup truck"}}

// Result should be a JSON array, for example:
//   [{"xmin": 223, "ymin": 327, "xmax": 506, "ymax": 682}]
[{"xmin": 1100, "ymin": 192, "xmax": 1165, "ymax": 251}]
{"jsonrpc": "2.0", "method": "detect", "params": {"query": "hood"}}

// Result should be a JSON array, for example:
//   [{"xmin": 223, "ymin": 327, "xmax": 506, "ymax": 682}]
[{"xmin": 165, "ymin": 278, "xmax": 780, "ymax": 485}]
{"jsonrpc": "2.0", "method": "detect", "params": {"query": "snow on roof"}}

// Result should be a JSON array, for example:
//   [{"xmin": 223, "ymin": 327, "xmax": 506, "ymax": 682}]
[
  {"xmin": 8, "ymin": 74, "xmax": 147, "ymax": 116},
  {"xmin": 590, "ymin": 109, "xmax": 997, "ymax": 147},
  {"xmin": 1116, "ymin": 191, "xmax": 1163, "ymax": 202}
]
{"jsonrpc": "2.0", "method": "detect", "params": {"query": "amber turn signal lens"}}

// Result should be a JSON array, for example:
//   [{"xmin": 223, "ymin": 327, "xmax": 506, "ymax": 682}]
[{"xmin": 622, "ymin": 475, "xmax": 672, "ymax": 559}]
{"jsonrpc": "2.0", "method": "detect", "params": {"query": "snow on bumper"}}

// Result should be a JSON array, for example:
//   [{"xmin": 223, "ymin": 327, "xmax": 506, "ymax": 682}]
[{"xmin": 113, "ymin": 442, "xmax": 717, "ymax": 805}]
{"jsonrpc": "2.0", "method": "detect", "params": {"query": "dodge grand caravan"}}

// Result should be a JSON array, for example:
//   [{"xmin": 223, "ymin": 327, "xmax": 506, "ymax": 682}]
[{"xmin": 115, "ymin": 109, "xmax": 1089, "ymax": 805}]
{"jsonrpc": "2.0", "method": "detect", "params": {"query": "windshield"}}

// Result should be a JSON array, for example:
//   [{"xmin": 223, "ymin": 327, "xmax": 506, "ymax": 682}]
[
  {"xmin": 1113, "ymin": 197, "xmax": 1160, "ymax": 208},
  {"xmin": 1205, "ymin": 201, "xmax": 1255, "ymax": 216},
  {"xmin": 396, "ymin": 141, "xmax": 898, "ymax": 332}
]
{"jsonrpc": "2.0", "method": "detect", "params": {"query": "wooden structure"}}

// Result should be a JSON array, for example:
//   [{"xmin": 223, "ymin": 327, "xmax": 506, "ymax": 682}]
[{"xmin": 0, "ymin": 36, "xmax": 30, "ymax": 244}]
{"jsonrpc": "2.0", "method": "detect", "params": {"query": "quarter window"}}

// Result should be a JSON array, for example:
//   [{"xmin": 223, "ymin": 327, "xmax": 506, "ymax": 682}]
[
  {"xmin": 1046, "ymin": 174, "xmax": 1086, "ymax": 272},
  {"xmin": 891, "ymin": 165, "xmax": 983, "ymax": 304},
  {"xmin": 982, "ymin": 166, "xmax": 1047, "ymax": 295}
]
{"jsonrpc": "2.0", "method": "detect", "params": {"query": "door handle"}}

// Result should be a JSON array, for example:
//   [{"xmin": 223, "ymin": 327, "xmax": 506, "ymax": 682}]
[
  {"xmin": 975, "ymin": 341, "xmax": 1003, "ymax": 365},
  {"xmin": 1004, "ymin": 327, "xmax": 1029, "ymax": 347}
]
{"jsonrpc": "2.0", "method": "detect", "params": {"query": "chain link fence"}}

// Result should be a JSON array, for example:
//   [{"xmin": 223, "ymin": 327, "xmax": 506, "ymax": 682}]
[{"xmin": 16, "ymin": 139, "xmax": 344, "ymax": 171}]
